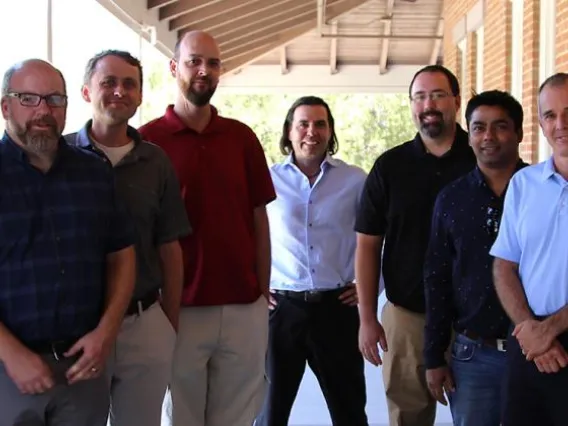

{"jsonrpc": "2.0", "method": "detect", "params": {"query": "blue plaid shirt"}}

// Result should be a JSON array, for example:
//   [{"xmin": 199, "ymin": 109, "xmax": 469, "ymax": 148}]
[{"xmin": 0, "ymin": 133, "xmax": 134, "ymax": 345}]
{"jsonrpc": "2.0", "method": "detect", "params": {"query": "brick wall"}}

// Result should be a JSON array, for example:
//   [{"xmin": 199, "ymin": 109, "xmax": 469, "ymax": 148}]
[{"xmin": 441, "ymin": 0, "xmax": 568, "ymax": 164}]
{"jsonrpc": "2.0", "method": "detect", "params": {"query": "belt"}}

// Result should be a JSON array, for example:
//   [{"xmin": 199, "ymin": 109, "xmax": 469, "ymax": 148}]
[
  {"xmin": 126, "ymin": 288, "xmax": 161, "ymax": 316},
  {"xmin": 26, "ymin": 339, "xmax": 79, "ymax": 361},
  {"xmin": 461, "ymin": 330, "xmax": 507, "ymax": 352},
  {"xmin": 272, "ymin": 287, "xmax": 345, "ymax": 303}
]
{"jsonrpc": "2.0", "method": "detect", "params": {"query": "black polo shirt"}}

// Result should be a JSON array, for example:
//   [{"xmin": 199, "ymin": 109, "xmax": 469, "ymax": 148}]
[{"xmin": 355, "ymin": 125, "xmax": 476, "ymax": 313}]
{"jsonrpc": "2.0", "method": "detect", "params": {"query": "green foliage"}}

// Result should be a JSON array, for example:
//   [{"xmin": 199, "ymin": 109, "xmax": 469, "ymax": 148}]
[
  {"xmin": 213, "ymin": 93, "xmax": 417, "ymax": 171},
  {"xmin": 141, "ymin": 58, "xmax": 417, "ymax": 172}
]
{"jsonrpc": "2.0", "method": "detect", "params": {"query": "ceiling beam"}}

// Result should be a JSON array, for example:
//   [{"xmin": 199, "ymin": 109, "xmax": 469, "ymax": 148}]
[
  {"xmin": 159, "ymin": 0, "xmax": 222, "ymax": 20},
  {"xmin": 216, "ymin": 3, "xmax": 320, "ymax": 47},
  {"xmin": 222, "ymin": 0, "xmax": 370, "ymax": 74},
  {"xmin": 171, "ymin": 0, "xmax": 264, "ymax": 30},
  {"xmin": 329, "ymin": 21, "xmax": 338, "ymax": 74},
  {"xmin": 429, "ymin": 18, "xmax": 445, "ymax": 65},
  {"xmin": 379, "ymin": 0, "xmax": 395, "ymax": 74},
  {"xmin": 147, "ymin": 0, "xmax": 178, "ymax": 9},
  {"xmin": 280, "ymin": 47, "xmax": 289, "ymax": 74}
]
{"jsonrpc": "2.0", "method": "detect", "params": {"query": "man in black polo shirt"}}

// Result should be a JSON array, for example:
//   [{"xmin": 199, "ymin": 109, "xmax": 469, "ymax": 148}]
[
  {"xmin": 0, "ymin": 60, "xmax": 135, "ymax": 425},
  {"xmin": 424, "ymin": 91, "xmax": 527, "ymax": 426},
  {"xmin": 66, "ymin": 51, "xmax": 191, "ymax": 426},
  {"xmin": 355, "ymin": 65, "xmax": 475, "ymax": 426}
]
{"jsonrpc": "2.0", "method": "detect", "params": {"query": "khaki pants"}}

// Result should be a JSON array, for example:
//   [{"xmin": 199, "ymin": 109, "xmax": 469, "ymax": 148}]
[
  {"xmin": 107, "ymin": 302, "xmax": 176, "ymax": 426},
  {"xmin": 381, "ymin": 301, "xmax": 436, "ymax": 426},
  {"xmin": 164, "ymin": 296, "xmax": 268, "ymax": 426}
]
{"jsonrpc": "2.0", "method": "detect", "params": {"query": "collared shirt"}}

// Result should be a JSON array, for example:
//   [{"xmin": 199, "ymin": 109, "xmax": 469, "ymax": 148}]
[
  {"xmin": 424, "ymin": 161, "xmax": 527, "ymax": 369},
  {"xmin": 139, "ymin": 105, "xmax": 276, "ymax": 306},
  {"xmin": 65, "ymin": 121, "xmax": 192, "ymax": 300},
  {"xmin": 0, "ymin": 133, "xmax": 134, "ymax": 344},
  {"xmin": 490, "ymin": 158, "xmax": 568, "ymax": 316},
  {"xmin": 355, "ymin": 125, "xmax": 476, "ymax": 313},
  {"xmin": 268, "ymin": 154, "xmax": 367, "ymax": 291}
]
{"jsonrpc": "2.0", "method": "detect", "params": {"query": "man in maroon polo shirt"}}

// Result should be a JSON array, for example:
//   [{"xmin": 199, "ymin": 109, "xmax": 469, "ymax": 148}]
[{"xmin": 139, "ymin": 30, "xmax": 275, "ymax": 426}]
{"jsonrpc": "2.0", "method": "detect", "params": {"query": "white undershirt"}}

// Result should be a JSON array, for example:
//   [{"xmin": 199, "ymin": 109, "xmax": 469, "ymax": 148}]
[{"xmin": 93, "ymin": 140, "xmax": 135, "ymax": 166}]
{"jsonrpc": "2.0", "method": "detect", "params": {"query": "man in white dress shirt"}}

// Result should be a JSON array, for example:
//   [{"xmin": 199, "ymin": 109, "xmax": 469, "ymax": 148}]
[{"xmin": 255, "ymin": 96, "xmax": 369, "ymax": 426}]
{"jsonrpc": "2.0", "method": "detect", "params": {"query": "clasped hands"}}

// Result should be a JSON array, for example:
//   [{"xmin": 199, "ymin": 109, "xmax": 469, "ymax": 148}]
[{"xmin": 513, "ymin": 319, "xmax": 568, "ymax": 374}]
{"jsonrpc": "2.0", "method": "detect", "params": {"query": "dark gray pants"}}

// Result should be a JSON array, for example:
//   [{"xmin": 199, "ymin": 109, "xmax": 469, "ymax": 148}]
[{"xmin": 0, "ymin": 354, "xmax": 109, "ymax": 426}]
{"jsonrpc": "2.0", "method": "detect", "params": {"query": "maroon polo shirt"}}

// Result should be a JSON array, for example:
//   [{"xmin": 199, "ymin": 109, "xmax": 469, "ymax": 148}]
[{"xmin": 139, "ymin": 105, "xmax": 276, "ymax": 306}]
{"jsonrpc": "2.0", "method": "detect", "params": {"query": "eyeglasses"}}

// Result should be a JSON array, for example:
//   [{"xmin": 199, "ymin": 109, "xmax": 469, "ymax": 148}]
[
  {"xmin": 410, "ymin": 91, "xmax": 451, "ymax": 103},
  {"xmin": 6, "ymin": 92, "xmax": 67, "ymax": 108},
  {"xmin": 485, "ymin": 206, "xmax": 501, "ymax": 238}
]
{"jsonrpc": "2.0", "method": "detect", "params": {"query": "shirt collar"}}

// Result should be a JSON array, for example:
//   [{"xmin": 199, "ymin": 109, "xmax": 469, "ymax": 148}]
[
  {"xmin": 283, "ymin": 153, "xmax": 339, "ymax": 170},
  {"xmin": 76, "ymin": 120, "xmax": 147, "ymax": 160},
  {"xmin": 411, "ymin": 123, "xmax": 469, "ymax": 157},
  {"xmin": 163, "ymin": 104, "xmax": 221, "ymax": 135},
  {"xmin": 471, "ymin": 159, "xmax": 528, "ymax": 187},
  {"xmin": 541, "ymin": 156, "xmax": 557, "ymax": 182}
]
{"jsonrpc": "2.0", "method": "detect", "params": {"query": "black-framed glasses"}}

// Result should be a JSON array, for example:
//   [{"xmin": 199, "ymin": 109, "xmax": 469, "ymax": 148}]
[
  {"xmin": 6, "ymin": 92, "xmax": 67, "ymax": 108},
  {"xmin": 485, "ymin": 205, "xmax": 502, "ymax": 238}
]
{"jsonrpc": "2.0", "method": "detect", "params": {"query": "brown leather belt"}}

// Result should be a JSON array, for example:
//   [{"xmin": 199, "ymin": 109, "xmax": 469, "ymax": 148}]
[
  {"xmin": 461, "ymin": 329, "xmax": 507, "ymax": 352},
  {"xmin": 272, "ymin": 287, "xmax": 344, "ymax": 303}
]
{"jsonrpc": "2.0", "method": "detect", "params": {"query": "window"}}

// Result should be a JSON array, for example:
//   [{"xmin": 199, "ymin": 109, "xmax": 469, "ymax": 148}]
[
  {"xmin": 0, "ymin": 0, "xmax": 49, "ymax": 134},
  {"xmin": 538, "ymin": 0, "xmax": 556, "ymax": 161},
  {"xmin": 510, "ymin": 0, "xmax": 523, "ymax": 103},
  {"xmin": 457, "ymin": 38, "xmax": 467, "ymax": 126},
  {"xmin": 476, "ymin": 26, "xmax": 484, "ymax": 94}
]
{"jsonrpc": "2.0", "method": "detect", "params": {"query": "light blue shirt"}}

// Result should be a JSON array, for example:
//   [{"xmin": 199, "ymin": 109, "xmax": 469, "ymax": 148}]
[
  {"xmin": 490, "ymin": 158, "xmax": 568, "ymax": 316},
  {"xmin": 267, "ymin": 154, "xmax": 367, "ymax": 291}
]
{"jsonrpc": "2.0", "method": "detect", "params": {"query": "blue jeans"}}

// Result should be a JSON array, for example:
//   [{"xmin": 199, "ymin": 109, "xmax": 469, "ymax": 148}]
[{"xmin": 448, "ymin": 333, "xmax": 507, "ymax": 426}]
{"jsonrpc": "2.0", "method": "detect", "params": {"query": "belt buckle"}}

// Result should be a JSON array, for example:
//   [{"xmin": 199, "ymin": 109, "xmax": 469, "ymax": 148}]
[
  {"xmin": 304, "ymin": 291, "xmax": 322, "ymax": 302},
  {"xmin": 496, "ymin": 339, "xmax": 507, "ymax": 352}
]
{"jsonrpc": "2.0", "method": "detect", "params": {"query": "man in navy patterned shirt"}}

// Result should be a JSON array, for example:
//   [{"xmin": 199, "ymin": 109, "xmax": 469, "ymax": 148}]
[
  {"xmin": 0, "ymin": 59, "xmax": 136, "ymax": 426},
  {"xmin": 423, "ymin": 90, "xmax": 527, "ymax": 426}
]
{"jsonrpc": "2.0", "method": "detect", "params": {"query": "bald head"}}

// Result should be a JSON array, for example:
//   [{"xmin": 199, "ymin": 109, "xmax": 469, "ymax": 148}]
[
  {"xmin": 2, "ymin": 59, "xmax": 66, "ymax": 98},
  {"xmin": 174, "ymin": 30, "xmax": 220, "ymax": 61}
]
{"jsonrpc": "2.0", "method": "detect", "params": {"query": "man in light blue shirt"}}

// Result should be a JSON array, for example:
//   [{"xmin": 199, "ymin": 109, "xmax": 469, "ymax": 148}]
[
  {"xmin": 490, "ymin": 72, "xmax": 568, "ymax": 426},
  {"xmin": 255, "ymin": 96, "xmax": 368, "ymax": 426}
]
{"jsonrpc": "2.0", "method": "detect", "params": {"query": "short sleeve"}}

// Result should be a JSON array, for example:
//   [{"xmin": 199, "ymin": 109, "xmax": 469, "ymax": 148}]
[
  {"xmin": 155, "ymin": 155, "xmax": 192, "ymax": 244},
  {"xmin": 354, "ymin": 159, "xmax": 388, "ymax": 236},
  {"xmin": 244, "ymin": 130, "xmax": 276, "ymax": 208},
  {"xmin": 490, "ymin": 175, "xmax": 521, "ymax": 263}
]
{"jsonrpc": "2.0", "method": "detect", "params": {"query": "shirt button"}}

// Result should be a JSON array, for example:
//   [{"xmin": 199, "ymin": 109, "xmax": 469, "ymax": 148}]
[
  {"xmin": 309, "ymin": 200, "xmax": 313, "ymax": 204},
  {"xmin": 309, "ymin": 223, "xmax": 312, "ymax": 227},
  {"xmin": 310, "ymin": 246, "xmax": 314, "ymax": 250},
  {"xmin": 311, "ymin": 269, "xmax": 315, "ymax": 273},
  {"xmin": 60, "ymin": 269, "xmax": 65, "ymax": 275},
  {"xmin": 55, "ymin": 236, "xmax": 61, "ymax": 242}
]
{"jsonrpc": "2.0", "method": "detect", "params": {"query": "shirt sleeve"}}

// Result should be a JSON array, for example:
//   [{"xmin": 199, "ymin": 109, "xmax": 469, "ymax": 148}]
[
  {"xmin": 490, "ymin": 175, "xmax": 521, "ymax": 263},
  {"xmin": 244, "ymin": 129, "xmax": 276, "ymax": 208},
  {"xmin": 105, "ymin": 172, "xmax": 136, "ymax": 254},
  {"xmin": 155, "ymin": 154, "xmax": 192, "ymax": 244},
  {"xmin": 423, "ymin": 192, "xmax": 455, "ymax": 369},
  {"xmin": 354, "ymin": 158, "xmax": 388, "ymax": 235}
]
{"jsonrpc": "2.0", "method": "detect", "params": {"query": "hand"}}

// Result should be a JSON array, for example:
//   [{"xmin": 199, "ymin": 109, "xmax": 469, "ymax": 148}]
[
  {"xmin": 358, "ymin": 319, "xmax": 388, "ymax": 366},
  {"xmin": 513, "ymin": 319, "xmax": 555, "ymax": 360},
  {"xmin": 4, "ymin": 346, "xmax": 54, "ymax": 394},
  {"xmin": 267, "ymin": 293, "xmax": 277, "ymax": 310},
  {"xmin": 338, "ymin": 283, "xmax": 358, "ymax": 306},
  {"xmin": 533, "ymin": 339, "xmax": 568, "ymax": 374},
  {"xmin": 426, "ymin": 366, "xmax": 455, "ymax": 406},
  {"xmin": 64, "ymin": 326, "xmax": 114, "ymax": 384}
]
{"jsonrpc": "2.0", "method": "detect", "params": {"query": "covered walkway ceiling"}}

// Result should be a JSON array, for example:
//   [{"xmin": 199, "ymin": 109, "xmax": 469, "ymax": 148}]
[{"xmin": 98, "ymin": 0, "xmax": 444, "ymax": 92}]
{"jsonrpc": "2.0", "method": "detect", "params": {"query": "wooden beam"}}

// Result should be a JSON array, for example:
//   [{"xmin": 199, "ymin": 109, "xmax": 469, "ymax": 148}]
[
  {"xmin": 280, "ymin": 47, "xmax": 288, "ymax": 74},
  {"xmin": 147, "ymin": 0, "xmax": 178, "ymax": 9},
  {"xmin": 329, "ymin": 21, "xmax": 338, "ymax": 74},
  {"xmin": 379, "ymin": 0, "xmax": 395, "ymax": 74},
  {"xmin": 213, "ymin": 0, "xmax": 327, "ymax": 41},
  {"xmin": 429, "ymin": 18, "xmax": 444, "ymax": 65},
  {"xmin": 171, "ymin": 0, "xmax": 265, "ymax": 30},
  {"xmin": 222, "ymin": 0, "xmax": 370, "ymax": 74},
  {"xmin": 216, "ymin": 4, "xmax": 318, "ymax": 47},
  {"xmin": 159, "ymin": 0, "xmax": 221, "ymax": 20}
]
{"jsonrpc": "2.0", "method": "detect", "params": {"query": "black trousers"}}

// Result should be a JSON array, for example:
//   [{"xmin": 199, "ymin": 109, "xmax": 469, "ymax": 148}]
[
  {"xmin": 503, "ymin": 331, "xmax": 568, "ymax": 426},
  {"xmin": 256, "ymin": 291, "xmax": 368, "ymax": 426}
]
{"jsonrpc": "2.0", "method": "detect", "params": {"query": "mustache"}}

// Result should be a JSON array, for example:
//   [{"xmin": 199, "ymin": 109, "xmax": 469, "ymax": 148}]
[
  {"xmin": 192, "ymin": 76, "xmax": 212, "ymax": 84},
  {"xmin": 27, "ymin": 115, "xmax": 57, "ymax": 129},
  {"xmin": 419, "ymin": 110, "xmax": 443, "ymax": 121}
]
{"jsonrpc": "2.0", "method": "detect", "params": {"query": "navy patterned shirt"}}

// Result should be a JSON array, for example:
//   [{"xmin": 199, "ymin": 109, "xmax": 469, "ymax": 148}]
[
  {"xmin": 423, "ymin": 161, "xmax": 527, "ymax": 369},
  {"xmin": 0, "ymin": 133, "xmax": 134, "ymax": 345}
]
